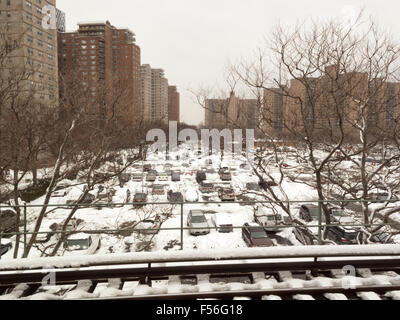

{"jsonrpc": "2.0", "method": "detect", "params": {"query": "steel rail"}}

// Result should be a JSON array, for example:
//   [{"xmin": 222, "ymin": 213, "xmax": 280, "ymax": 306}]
[
  {"xmin": 1, "ymin": 257, "xmax": 400, "ymax": 286},
  {"xmin": 1, "ymin": 244, "xmax": 400, "ymax": 271},
  {"xmin": 84, "ymin": 284, "xmax": 400, "ymax": 300}
]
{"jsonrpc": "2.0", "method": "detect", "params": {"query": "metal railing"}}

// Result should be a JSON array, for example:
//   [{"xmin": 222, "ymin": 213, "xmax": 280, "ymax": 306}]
[{"xmin": 1, "ymin": 198, "xmax": 399, "ymax": 258}]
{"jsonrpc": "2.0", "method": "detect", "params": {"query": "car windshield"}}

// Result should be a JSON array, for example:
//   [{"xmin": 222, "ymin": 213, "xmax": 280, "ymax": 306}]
[
  {"xmin": 308, "ymin": 207, "xmax": 323, "ymax": 216},
  {"xmin": 153, "ymin": 185, "xmax": 163, "ymax": 190},
  {"xmin": 191, "ymin": 215, "xmax": 206, "ymax": 223},
  {"xmin": 250, "ymin": 229, "xmax": 267, "ymax": 238},
  {"xmin": 135, "ymin": 194, "xmax": 146, "ymax": 200}
]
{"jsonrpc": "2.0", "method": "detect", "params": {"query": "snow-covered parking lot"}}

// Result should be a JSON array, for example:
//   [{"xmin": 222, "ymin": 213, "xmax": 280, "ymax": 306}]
[{"xmin": 1, "ymin": 143, "xmax": 400, "ymax": 261}]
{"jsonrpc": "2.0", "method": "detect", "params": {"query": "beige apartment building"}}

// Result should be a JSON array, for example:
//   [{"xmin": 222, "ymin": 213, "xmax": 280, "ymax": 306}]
[
  {"xmin": 0, "ymin": 0, "xmax": 59, "ymax": 108},
  {"xmin": 141, "ymin": 64, "xmax": 169, "ymax": 124}
]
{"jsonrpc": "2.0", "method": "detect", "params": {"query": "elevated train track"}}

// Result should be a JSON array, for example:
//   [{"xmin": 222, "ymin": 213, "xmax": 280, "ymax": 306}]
[{"xmin": 1, "ymin": 245, "xmax": 400, "ymax": 300}]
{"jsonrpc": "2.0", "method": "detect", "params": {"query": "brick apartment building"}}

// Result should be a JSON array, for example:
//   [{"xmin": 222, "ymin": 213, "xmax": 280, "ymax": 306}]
[
  {"xmin": 58, "ymin": 21, "xmax": 141, "ymax": 124},
  {"xmin": 204, "ymin": 92, "xmax": 258, "ymax": 130},
  {"xmin": 263, "ymin": 66, "xmax": 400, "ymax": 140},
  {"xmin": 168, "ymin": 85, "xmax": 180, "ymax": 123},
  {"xmin": 0, "ymin": 0, "xmax": 59, "ymax": 108}
]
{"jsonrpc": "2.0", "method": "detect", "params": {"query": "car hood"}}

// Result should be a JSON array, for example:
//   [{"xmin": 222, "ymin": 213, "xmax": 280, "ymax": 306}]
[
  {"xmin": 190, "ymin": 222, "xmax": 208, "ymax": 228},
  {"xmin": 251, "ymin": 238, "xmax": 274, "ymax": 247}
]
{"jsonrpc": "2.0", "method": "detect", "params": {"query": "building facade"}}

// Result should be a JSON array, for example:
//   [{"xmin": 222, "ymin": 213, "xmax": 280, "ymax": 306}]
[
  {"xmin": 204, "ymin": 92, "xmax": 258, "ymax": 130},
  {"xmin": 58, "ymin": 20, "xmax": 141, "ymax": 124},
  {"xmin": 0, "ymin": 0, "xmax": 59, "ymax": 108},
  {"xmin": 168, "ymin": 85, "xmax": 180, "ymax": 123},
  {"xmin": 141, "ymin": 64, "xmax": 169, "ymax": 124},
  {"xmin": 263, "ymin": 66, "xmax": 400, "ymax": 140}
]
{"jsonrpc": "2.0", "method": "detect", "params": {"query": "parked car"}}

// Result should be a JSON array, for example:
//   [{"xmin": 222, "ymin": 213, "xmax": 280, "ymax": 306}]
[
  {"xmin": 133, "ymin": 193, "xmax": 148, "ymax": 206},
  {"xmin": 254, "ymin": 207, "xmax": 283, "ymax": 233},
  {"xmin": 370, "ymin": 229, "xmax": 393, "ymax": 244},
  {"xmin": 67, "ymin": 191, "xmax": 96, "ymax": 206},
  {"xmin": 146, "ymin": 173, "xmax": 157, "ymax": 182},
  {"xmin": 220, "ymin": 171, "xmax": 232, "ymax": 181},
  {"xmin": 171, "ymin": 172, "xmax": 181, "ymax": 182},
  {"xmin": 196, "ymin": 171, "xmax": 207, "ymax": 184},
  {"xmin": 326, "ymin": 226, "xmax": 359, "ymax": 245},
  {"xmin": 158, "ymin": 173, "xmax": 169, "ymax": 182},
  {"xmin": 185, "ymin": 188, "xmax": 199, "ymax": 202},
  {"xmin": 299, "ymin": 204, "xmax": 326, "ymax": 223},
  {"xmin": 131, "ymin": 173, "xmax": 143, "ymax": 181},
  {"xmin": 0, "ymin": 209, "xmax": 17, "ymax": 233},
  {"xmin": 52, "ymin": 186, "xmax": 69, "ymax": 198},
  {"xmin": 218, "ymin": 187, "xmax": 236, "ymax": 201},
  {"xmin": 206, "ymin": 168, "xmax": 216, "ymax": 174},
  {"xmin": 212, "ymin": 213, "xmax": 233, "ymax": 233},
  {"xmin": 143, "ymin": 164, "xmax": 152, "ymax": 172},
  {"xmin": 167, "ymin": 190, "xmax": 184, "ymax": 203},
  {"xmin": 64, "ymin": 233, "xmax": 92, "ymax": 251},
  {"xmin": 218, "ymin": 167, "xmax": 229, "ymax": 175},
  {"xmin": 187, "ymin": 210, "xmax": 210, "ymax": 236},
  {"xmin": 0, "ymin": 239, "xmax": 12, "ymax": 257},
  {"xmin": 199, "ymin": 182, "xmax": 214, "ymax": 193},
  {"xmin": 259, "ymin": 180, "xmax": 278, "ymax": 189},
  {"xmin": 137, "ymin": 218, "xmax": 161, "ymax": 235},
  {"xmin": 368, "ymin": 192, "xmax": 399, "ymax": 203},
  {"xmin": 246, "ymin": 182, "xmax": 260, "ymax": 191},
  {"xmin": 242, "ymin": 223, "xmax": 274, "ymax": 247},
  {"xmin": 152, "ymin": 185, "xmax": 165, "ymax": 196}
]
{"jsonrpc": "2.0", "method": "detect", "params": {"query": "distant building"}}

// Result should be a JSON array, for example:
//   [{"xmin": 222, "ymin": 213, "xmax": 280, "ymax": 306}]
[
  {"xmin": 58, "ymin": 21, "xmax": 141, "ymax": 124},
  {"xmin": 141, "ymin": 65, "xmax": 169, "ymax": 123},
  {"xmin": 56, "ymin": 8, "xmax": 66, "ymax": 32},
  {"xmin": 263, "ymin": 65, "xmax": 400, "ymax": 139},
  {"xmin": 204, "ymin": 92, "xmax": 258, "ymax": 130},
  {"xmin": 168, "ymin": 85, "xmax": 180, "ymax": 123},
  {"xmin": 0, "ymin": 0, "xmax": 59, "ymax": 108}
]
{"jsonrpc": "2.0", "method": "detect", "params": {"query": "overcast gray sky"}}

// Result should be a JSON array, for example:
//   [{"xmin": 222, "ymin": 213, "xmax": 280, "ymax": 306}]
[{"xmin": 57, "ymin": 0, "xmax": 400, "ymax": 125}]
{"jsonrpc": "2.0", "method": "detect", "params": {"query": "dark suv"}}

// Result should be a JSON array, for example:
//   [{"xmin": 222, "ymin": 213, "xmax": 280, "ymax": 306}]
[
  {"xmin": 196, "ymin": 171, "xmax": 207, "ymax": 184},
  {"xmin": 242, "ymin": 223, "xmax": 274, "ymax": 247},
  {"xmin": 326, "ymin": 226, "xmax": 359, "ymax": 245},
  {"xmin": 299, "ymin": 204, "xmax": 326, "ymax": 222}
]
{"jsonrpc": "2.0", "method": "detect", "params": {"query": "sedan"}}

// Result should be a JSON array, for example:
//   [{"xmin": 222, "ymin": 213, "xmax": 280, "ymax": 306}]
[
  {"xmin": 218, "ymin": 188, "xmax": 236, "ymax": 201},
  {"xmin": 133, "ymin": 193, "xmax": 148, "ymax": 206},
  {"xmin": 187, "ymin": 210, "xmax": 210, "ymax": 236},
  {"xmin": 167, "ymin": 190, "xmax": 184, "ymax": 203},
  {"xmin": 242, "ymin": 223, "xmax": 274, "ymax": 247},
  {"xmin": 137, "ymin": 219, "xmax": 161, "ymax": 235},
  {"xmin": 152, "ymin": 185, "xmax": 165, "ymax": 195},
  {"xmin": 146, "ymin": 174, "xmax": 157, "ymax": 182}
]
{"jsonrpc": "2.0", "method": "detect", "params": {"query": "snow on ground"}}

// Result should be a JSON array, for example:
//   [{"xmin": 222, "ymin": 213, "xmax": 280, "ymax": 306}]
[{"xmin": 1, "ymin": 142, "xmax": 399, "ymax": 262}]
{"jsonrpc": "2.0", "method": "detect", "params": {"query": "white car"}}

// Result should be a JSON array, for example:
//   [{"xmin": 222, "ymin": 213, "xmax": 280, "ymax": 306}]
[
  {"xmin": 212, "ymin": 213, "xmax": 233, "ymax": 233},
  {"xmin": 185, "ymin": 188, "xmax": 199, "ymax": 202}
]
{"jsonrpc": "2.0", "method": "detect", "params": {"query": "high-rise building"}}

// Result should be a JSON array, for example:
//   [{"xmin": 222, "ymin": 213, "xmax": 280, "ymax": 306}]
[
  {"xmin": 168, "ymin": 85, "xmax": 180, "ymax": 123},
  {"xmin": 141, "ymin": 64, "xmax": 152, "ymax": 122},
  {"xmin": 141, "ymin": 64, "xmax": 169, "ymax": 123},
  {"xmin": 263, "ymin": 65, "xmax": 400, "ymax": 139},
  {"xmin": 58, "ymin": 20, "xmax": 141, "ymax": 124},
  {"xmin": 56, "ymin": 8, "xmax": 65, "ymax": 32},
  {"xmin": 204, "ymin": 92, "xmax": 258, "ymax": 130},
  {"xmin": 0, "ymin": 0, "xmax": 59, "ymax": 108}
]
